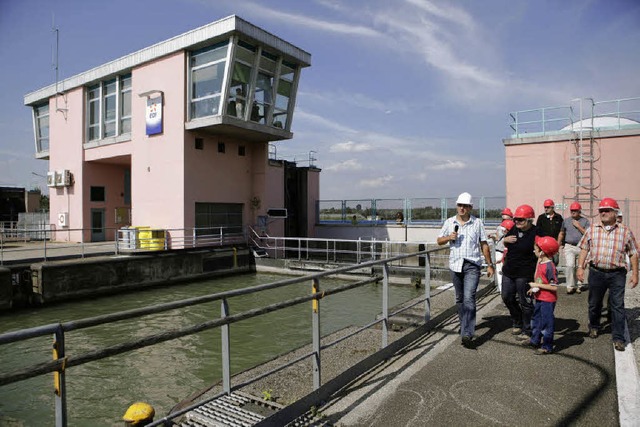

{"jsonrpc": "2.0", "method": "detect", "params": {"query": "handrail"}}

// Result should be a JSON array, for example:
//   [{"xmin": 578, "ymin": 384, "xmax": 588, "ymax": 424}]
[{"xmin": 0, "ymin": 245, "xmax": 446, "ymax": 426}]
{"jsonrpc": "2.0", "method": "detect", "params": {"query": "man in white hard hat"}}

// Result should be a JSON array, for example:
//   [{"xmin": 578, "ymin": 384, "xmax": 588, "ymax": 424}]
[{"xmin": 437, "ymin": 192, "xmax": 494, "ymax": 348}]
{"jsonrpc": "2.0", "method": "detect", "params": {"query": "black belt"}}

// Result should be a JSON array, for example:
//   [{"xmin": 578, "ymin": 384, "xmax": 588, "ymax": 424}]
[{"xmin": 589, "ymin": 263, "xmax": 626, "ymax": 273}]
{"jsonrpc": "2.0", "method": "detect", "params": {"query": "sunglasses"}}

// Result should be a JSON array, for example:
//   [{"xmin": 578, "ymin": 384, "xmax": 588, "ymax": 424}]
[
  {"xmin": 514, "ymin": 218, "xmax": 527, "ymax": 223},
  {"xmin": 599, "ymin": 209, "xmax": 615, "ymax": 213},
  {"xmin": 457, "ymin": 204, "xmax": 471, "ymax": 209}
]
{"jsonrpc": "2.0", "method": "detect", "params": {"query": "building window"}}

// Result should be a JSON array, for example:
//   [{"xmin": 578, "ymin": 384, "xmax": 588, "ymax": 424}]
[
  {"xmin": 273, "ymin": 61, "xmax": 297, "ymax": 129},
  {"xmin": 86, "ymin": 73, "xmax": 132, "ymax": 142},
  {"xmin": 195, "ymin": 138, "xmax": 204, "ymax": 150},
  {"xmin": 189, "ymin": 41, "xmax": 229, "ymax": 119},
  {"xmin": 218, "ymin": 142, "xmax": 225, "ymax": 153},
  {"xmin": 33, "ymin": 103, "xmax": 50, "ymax": 153},
  {"xmin": 90, "ymin": 186, "xmax": 106, "ymax": 202},
  {"xmin": 238, "ymin": 145, "xmax": 245, "ymax": 156},
  {"xmin": 195, "ymin": 202, "xmax": 243, "ymax": 236}
]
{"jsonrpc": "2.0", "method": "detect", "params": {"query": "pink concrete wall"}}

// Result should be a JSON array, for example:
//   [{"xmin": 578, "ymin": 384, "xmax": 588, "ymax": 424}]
[
  {"xmin": 505, "ymin": 133, "xmax": 640, "ymax": 231},
  {"xmin": 48, "ymin": 87, "xmax": 86, "ymax": 242},
  {"xmin": 183, "ymin": 135, "xmax": 261, "ymax": 230},
  {"xmin": 131, "ymin": 52, "xmax": 186, "ymax": 230}
]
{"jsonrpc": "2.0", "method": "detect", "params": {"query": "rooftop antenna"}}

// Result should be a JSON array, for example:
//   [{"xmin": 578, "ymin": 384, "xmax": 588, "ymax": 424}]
[{"xmin": 52, "ymin": 13, "xmax": 68, "ymax": 118}]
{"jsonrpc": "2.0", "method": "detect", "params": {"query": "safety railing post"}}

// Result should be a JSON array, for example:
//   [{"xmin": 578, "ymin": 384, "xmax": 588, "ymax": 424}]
[
  {"xmin": 221, "ymin": 298, "xmax": 231, "ymax": 394},
  {"xmin": 424, "ymin": 252, "xmax": 431, "ymax": 322},
  {"xmin": 53, "ymin": 325, "xmax": 67, "ymax": 427},
  {"xmin": 298, "ymin": 239, "xmax": 301, "ymax": 261},
  {"xmin": 311, "ymin": 278, "xmax": 321, "ymax": 390},
  {"xmin": 81, "ymin": 228, "xmax": 85, "ymax": 259},
  {"xmin": 382, "ymin": 262, "xmax": 389, "ymax": 348},
  {"xmin": 44, "ymin": 229, "xmax": 47, "ymax": 261},
  {"xmin": 357, "ymin": 238, "xmax": 361, "ymax": 264}
]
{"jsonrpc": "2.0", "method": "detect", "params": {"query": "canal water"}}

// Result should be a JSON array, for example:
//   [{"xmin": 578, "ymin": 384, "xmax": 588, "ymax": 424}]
[{"xmin": 0, "ymin": 272, "xmax": 423, "ymax": 426}]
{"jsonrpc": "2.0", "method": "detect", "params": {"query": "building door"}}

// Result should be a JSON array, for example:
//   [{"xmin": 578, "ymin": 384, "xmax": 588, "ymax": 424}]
[{"xmin": 91, "ymin": 209, "xmax": 106, "ymax": 242}]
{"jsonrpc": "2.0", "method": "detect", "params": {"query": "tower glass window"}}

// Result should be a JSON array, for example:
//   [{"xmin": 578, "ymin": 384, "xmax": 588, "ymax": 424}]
[
  {"xmin": 33, "ymin": 103, "xmax": 50, "ymax": 153},
  {"xmin": 189, "ymin": 41, "xmax": 229, "ymax": 119},
  {"xmin": 274, "ymin": 61, "xmax": 296, "ymax": 128}
]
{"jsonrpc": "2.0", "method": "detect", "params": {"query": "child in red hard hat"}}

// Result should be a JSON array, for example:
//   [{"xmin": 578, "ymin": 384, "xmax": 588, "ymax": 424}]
[{"xmin": 525, "ymin": 236, "xmax": 560, "ymax": 354}]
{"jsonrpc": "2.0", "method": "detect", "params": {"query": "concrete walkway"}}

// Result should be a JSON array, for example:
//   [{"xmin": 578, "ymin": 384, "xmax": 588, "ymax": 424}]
[{"xmin": 321, "ymin": 287, "xmax": 640, "ymax": 426}]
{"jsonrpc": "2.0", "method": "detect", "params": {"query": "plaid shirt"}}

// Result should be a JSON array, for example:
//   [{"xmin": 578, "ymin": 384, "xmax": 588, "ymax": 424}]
[
  {"xmin": 438, "ymin": 215, "xmax": 488, "ymax": 273},
  {"xmin": 578, "ymin": 222, "xmax": 638, "ymax": 270}
]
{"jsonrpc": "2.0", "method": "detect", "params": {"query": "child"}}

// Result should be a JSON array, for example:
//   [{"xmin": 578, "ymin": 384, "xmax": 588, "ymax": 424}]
[{"xmin": 525, "ymin": 236, "xmax": 560, "ymax": 355}]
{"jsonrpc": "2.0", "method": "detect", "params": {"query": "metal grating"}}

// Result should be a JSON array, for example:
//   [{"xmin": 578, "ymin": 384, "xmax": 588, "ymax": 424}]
[{"xmin": 177, "ymin": 391, "xmax": 283, "ymax": 427}]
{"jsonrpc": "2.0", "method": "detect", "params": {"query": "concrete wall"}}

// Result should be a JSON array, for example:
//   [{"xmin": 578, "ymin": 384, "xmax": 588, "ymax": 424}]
[
  {"xmin": 0, "ymin": 268, "xmax": 11, "ymax": 310},
  {"xmin": 30, "ymin": 247, "xmax": 253, "ymax": 304},
  {"xmin": 504, "ymin": 132, "xmax": 640, "ymax": 226},
  {"xmin": 315, "ymin": 224, "xmax": 442, "ymax": 243}
]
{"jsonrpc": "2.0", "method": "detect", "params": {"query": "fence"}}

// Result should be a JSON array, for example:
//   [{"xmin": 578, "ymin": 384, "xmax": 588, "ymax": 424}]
[
  {"xmin": 509, "ymin": 97, "xmax": 640, "ymax": 138},
  {"xmin": 0, "ymin": 245, "xmax": 447, "ymax": 426},
  {"xmin": 317, "ymin": 196, "xmax": 506, "ymax": 226}
]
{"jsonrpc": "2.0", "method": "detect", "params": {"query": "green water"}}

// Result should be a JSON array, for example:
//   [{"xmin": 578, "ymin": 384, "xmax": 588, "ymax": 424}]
[{"xmin": 0, "ymin": 272, "xmax": 422, "ymax": 426}]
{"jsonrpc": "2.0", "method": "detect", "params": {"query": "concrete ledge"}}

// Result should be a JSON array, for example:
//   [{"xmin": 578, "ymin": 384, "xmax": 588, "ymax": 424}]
[{"xmin": 30, "ymin": 247, "xmax": 254, "ymax": 305}]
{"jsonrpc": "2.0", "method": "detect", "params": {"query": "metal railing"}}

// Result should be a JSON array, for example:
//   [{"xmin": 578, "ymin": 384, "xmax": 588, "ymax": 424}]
[
  {"xmin": 249, "ymin": 227, "xmax": 450, "ymax": 269},
  {"xmin": 509, "ymin": 96, "xmax": 640, "ymax": 138},
  {"xmin": 0, "ymin": 245, "xmax": 447, "ymax": 427},
  {"xmin": 0, "ymin": 227, "xmax": 119, "ymax": 266},
  {"xmin": 317, "ymin": 196, "xmax": 506, "ymax": 226},
  {"xmin": 116, "ymin": 226, "xmax": 247, "ymax": 252}
]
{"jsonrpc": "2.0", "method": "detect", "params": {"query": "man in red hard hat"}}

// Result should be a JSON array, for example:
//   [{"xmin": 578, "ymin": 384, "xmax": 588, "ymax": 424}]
[
  {"xmin": 557, "ymin": 202, "xmax": 590, "ymax": 294},
  {"xmin": 536, "ymin": 199, "xmax": 563, "ymax": 265},
  {"xmin": 577, "ymin": 198, "xmax": 639, "ymax": 352}
]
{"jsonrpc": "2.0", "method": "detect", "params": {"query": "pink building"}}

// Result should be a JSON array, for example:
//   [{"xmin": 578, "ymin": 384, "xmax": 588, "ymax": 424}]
[
  {"xmin": 24, "ymin": 16, "xmax": 319, "ymax": 244},
  {"xmin": 503, "ymin": 97, "xmax": 640, "ymax": 232}
]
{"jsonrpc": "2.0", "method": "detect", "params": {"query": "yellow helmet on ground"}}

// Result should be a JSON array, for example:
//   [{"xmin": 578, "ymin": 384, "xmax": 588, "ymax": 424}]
[{"xmin": 123, "ymin": 402, "xmax": 155, "ymax": 426}]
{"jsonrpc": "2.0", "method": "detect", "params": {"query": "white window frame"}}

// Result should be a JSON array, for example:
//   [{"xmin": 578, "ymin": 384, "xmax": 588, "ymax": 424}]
[{"xmin": 86, "ymin": 74, "xmax": 131, "ymax": 142}]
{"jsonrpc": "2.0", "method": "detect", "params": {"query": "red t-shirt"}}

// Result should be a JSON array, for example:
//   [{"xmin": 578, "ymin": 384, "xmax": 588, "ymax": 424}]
[{"xmin": 534, "ymin": 260, "xmax": 558, "ymax": 302}]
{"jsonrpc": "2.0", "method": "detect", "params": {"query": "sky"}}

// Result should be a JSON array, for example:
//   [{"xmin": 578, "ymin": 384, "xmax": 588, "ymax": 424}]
[{"xmin": 1, "ymin": 0, "xmax": 639, "ymax": 200}]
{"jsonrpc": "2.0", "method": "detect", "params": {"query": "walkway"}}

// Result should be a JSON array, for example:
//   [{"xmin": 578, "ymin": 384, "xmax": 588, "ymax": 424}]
[{"xmin": 319, "ymin": 286, "xmax": 640, "ymax": 426}]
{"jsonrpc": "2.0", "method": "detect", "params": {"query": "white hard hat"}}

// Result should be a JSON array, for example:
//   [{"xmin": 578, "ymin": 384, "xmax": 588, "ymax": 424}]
[{"xmin": 456, "ymin": 192, "xmax": 473, "ymax": 206}]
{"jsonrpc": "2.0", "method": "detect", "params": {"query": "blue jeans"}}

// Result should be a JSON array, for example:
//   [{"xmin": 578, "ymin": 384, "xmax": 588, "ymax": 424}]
[
  {"xmin": 501, "ymin": 275, "xmax": 534, "ymax": 335},
  {"xmin": 531, "ymin": 300, "xmax": 555, "ymax": 351},
  {"xmin": 451, "ymin": 261, "xmax": 481, "ymax": 338},
  {"xmin": 588, "ymin": 267, "xmax": 627, "ymax": 342}
]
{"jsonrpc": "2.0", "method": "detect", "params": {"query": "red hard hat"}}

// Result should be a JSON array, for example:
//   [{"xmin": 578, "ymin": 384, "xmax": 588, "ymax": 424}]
[
  {"xmin": 514, "ymin": 204, "xmax": 535, "ymax": 219},
  {"xmin": 543, "ymin": 199, "xmax": 555, "ymax": 207},
  {"xmin": 500, "ymin": 219, "xmax": 515, "ymax": 231},
  {"xmin": 501, "ymin": 208, "xmax": 513, "ymax": 217},
  {"xmin": 535, "ymin": 236, "xmax": 559, "ymax": 257},
  {"xmin": 598, "ymin": 197, "xmax": 619, "ymax": 210},
  {"xmin": 569, "ymin": 202, "xmax": 582, "ymax": 211}
]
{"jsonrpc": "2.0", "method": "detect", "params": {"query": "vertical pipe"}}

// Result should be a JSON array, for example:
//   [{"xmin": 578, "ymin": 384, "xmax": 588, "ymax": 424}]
[
  {"xmin": 221, "ymin": 298, "xmax": 231, "ymax": 394},
  {"xmin": 312, "ymin": 278, "xmax": 321, "ymax": 390},
  {"xmin": 424, "ymin": 252, "xmax": 431, "ymax": 322},
  {"xmin": 382, "ymin": 263, "xmax": 389, "ymax": 348},
  {"xmin": 53, "ymin": 325, "xmax": 67, "ymax": 427},
  {"xmin": 81, "ymin": 228, "xmax": 85, "ymax": 259}
]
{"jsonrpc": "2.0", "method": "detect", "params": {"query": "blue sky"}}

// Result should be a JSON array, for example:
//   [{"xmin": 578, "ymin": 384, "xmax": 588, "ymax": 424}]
[{"xmin": 1, "ymin": 0, "xmax": 639, "ymax": 199}]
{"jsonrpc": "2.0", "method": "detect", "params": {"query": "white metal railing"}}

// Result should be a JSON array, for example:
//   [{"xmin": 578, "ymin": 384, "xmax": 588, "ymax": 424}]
[{"xmin": 249, "ymin": 228, "xmax": 451, "ymax": 270}]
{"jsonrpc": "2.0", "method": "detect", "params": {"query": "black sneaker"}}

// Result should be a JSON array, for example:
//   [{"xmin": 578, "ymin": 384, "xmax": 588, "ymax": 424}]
[{"xmin": 461, "ymin": 336, "xmax": 473, "ymax": 348}]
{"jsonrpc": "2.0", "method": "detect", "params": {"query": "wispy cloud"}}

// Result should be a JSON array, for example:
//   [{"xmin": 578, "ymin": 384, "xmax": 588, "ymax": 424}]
[
  {"xmin": 325, "ymin": 159, "xmax": 363, "ymax": 172},
  {"xmin": 359, "ymin": 174, "xmax": 393, "ymax": 188},
  {"xmin": 330, "ymin": 141, "xmax": 372, "ymax": 153},
  {"xmin": 425, "ymin": 160, "xmax": 467, "ymax": 171}
]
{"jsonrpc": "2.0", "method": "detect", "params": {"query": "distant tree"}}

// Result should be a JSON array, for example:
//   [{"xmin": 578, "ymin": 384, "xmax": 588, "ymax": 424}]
[{"xmin": 40, "ymin": 194, "xmax": 49, "ymax": 212}]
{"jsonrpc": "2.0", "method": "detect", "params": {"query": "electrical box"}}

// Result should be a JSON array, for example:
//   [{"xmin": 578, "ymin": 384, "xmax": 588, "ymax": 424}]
[
  {"xmin": 62, "ymin": 169, "xmax": 72, "ymax": 186},
  {"xmin": 47, "ymin": 171, "xmax": 56, "ymax": 187},
  {"xmin": 54, "ymin": 170, "xmax": 64, "ymax": 187},
  {"xmin": 53, "ymin": 169, "xmax": 72, "ymax": 187},
  {"xmin": 57, "ymin": 212, "xmax": 69, "ymax": 227}
]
